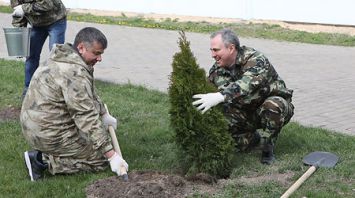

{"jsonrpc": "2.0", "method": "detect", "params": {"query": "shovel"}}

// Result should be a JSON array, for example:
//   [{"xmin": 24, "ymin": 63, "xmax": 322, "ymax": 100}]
[
  {"xmin": 280, "ymin": 151, "xmax": 339, "ymax": 198},
  {"xmin": 104, "ymin": 104, "xmax": 129, "ymax": 182}
]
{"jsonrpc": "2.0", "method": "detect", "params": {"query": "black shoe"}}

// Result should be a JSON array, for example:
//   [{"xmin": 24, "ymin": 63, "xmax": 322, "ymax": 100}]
[
  {"xmin": 261, "ymin": 144, "xmax": 275, "ymax": 165},
  {"xmin": 24, "ymin": 150, "xmax": 48, "ymax": 181}
]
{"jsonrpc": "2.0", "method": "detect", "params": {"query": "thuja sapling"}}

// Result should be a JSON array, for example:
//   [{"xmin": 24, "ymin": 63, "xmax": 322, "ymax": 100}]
[{"xmin": 169, "ymin": 31, "xmax": 235, "ymax": 178}]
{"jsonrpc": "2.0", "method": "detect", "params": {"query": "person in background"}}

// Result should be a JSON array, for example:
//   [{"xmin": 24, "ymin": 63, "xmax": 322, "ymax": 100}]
[
  {"xmin": 192, "ymin": 29, "xmax": 294, "ymax": 165},
  {"xmin": 21, "ymin": 27, "xmax": 128, "ymax": 181},
  {"xmin": 10, "ymin": 0, "xmax": 67, "ymax": 98}
]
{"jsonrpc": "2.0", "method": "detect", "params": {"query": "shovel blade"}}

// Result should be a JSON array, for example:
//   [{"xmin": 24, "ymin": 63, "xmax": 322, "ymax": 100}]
[{"xmin": 302, "ymin": 151, "xmax": 339, "ymax": 168}]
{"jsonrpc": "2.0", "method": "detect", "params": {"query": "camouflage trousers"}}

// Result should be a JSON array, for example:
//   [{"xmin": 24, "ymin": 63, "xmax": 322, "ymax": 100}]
[
  {"xmin": 26, "ymin": 132, "xmax": 108, "ymax": 175},
  {"xmin": 224, "ymin": 96, "xmax": 294, "ymax": 151}
]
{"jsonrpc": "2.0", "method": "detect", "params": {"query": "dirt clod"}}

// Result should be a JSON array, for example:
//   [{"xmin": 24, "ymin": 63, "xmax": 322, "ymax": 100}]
[
  {"xmin": 86, "ymin": 171, "xmax": 221, "ymax": 198},
  {"xmin": 0, "ymin": 106, "xmax": 20, "ymax": 122}
]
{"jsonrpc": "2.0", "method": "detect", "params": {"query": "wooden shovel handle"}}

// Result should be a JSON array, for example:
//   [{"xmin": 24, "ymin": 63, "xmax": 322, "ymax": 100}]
[
  {"xmin": 108, "ymin": 125, "xmax": 127, "ymax": 176},
  {"xmin": 280, "ymin": 165, "xmax": 317, "ymax": 198},
  {"xmin": 108, "ymin": 125, "xmax": 122, "ymax": 156},
  {"xmin": 104, "ymin": 104, "xmax": 127, "ymax": 177}
]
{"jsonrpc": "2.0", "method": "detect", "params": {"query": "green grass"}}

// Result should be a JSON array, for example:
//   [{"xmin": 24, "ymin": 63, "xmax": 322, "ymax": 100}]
[
  {"xmin": 1, "ymin": 5, "xmax": 355, "ymax": 46},
  {"xmin": 1, "ymin": 59, "xmax": 354, "ymax": 197},
  {"xmin": 0, "ymin": 4, "xmax": 12, "ymax": 13}
]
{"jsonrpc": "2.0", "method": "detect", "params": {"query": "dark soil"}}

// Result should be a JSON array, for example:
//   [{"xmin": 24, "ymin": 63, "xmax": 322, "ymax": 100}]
[
  {"xmin": 0, "ymin": 106, "xmax": 21, "ymax": 121},
  {"xmin": 86, "ymin": 170, "xmax": 294, "ymax": 198},
  {"xmin": 86, "ymin": 171, "xmax": 221, "ymax": 198}
]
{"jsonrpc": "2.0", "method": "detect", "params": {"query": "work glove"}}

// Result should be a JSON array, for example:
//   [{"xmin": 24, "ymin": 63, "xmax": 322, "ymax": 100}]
[
  {"xmin": 12, "ymin": 5, "xmax": 24, "ymax": 17},
  {"xmin": 108, "ymin": 152, "xmax": 129, "ymax": 176},
  {"xmin": 192, "ymin": 92, "xmax": 225, "ymax": 114},
  {"xmin": 102, "ymin": 112, "xmax": 118, "ymax": 129}
]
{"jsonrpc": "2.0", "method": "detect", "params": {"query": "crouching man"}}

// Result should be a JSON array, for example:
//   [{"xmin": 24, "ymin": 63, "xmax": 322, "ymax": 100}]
[
  {"xmin": 20, "ymin": 27, "xmax": 128, "ymax": 181},
  {"xmin": 192, "ymin": 29, "xmax": 294, "ymax": 164}
]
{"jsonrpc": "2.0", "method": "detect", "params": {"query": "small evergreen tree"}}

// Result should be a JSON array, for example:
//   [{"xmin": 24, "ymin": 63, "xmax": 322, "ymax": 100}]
[{"xmin": 169, "ymin": 31, "xmax": 235, "ymax": 178}]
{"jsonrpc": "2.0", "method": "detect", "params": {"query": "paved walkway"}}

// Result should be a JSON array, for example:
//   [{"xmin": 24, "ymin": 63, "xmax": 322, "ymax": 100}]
[{"xmin": 1, "ymin": 13, "xmax": 355, "ymax": 136}]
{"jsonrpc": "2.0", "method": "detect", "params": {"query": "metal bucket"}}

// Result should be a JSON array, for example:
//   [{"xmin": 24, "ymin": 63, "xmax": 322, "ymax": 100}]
[{"xmin": 3, "ymin": 27, "xmax": 31, "ymax": 57}]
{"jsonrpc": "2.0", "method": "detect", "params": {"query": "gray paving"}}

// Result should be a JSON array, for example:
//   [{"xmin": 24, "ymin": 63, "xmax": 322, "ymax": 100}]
[{"xmin": 1, "ymin": 13, "xmax": 355, "ymax": 136}]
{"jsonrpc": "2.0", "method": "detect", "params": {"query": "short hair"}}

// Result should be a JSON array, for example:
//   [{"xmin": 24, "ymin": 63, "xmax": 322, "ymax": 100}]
[
  {"xmin": 73, "ymin": 27, "xmax": 108, "ymax": 49},
  {"xmin": 210, "ymin": 29, "xmax": 240, "ymax": 50}
]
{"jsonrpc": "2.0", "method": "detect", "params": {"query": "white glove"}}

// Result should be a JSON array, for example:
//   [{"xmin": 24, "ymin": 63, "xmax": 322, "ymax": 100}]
[
  {"xmin": 102, "ymin": 112, "xmax": 117, "ymax": 129},
  {"xmin": 12, "ymin": 5, "xmax": 24, "ymax": 17},
  {"xmin": 108, "ymin": 152, "xmax": 129, "ymax": 176},
  {"xmin": 192, "ymin": 92, "xmax": 225, "ymax": 114}
]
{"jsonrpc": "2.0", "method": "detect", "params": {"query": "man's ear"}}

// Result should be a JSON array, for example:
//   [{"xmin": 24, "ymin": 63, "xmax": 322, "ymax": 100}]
[
  {"xmin": 77, "ymin": 42, "xmax": 85, "ymax": 54},
  {"xmin": 228, "ymin": 44, "xmax": 236, "ymax": 53}
]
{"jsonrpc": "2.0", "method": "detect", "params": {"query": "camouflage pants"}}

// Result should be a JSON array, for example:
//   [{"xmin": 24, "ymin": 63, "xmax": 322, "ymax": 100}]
[
  {"xmin": 224, "ymin": 96, "xmax": 294, "ymax": 151},
  {"xmin": 27, "ymin": 132, "xmax": 108, "ymax": 175}
]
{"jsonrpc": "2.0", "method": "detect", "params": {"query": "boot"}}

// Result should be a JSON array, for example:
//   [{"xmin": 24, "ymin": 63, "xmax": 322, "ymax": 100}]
[
  {"xmin": 24, "ymin": 150, "xmax": 48, "ymax": 181},
  {"xmin": 261, "ymin": 143, "xmax": 275, "ymax": 165}
]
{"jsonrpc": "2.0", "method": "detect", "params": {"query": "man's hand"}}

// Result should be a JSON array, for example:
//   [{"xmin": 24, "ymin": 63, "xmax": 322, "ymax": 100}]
[
  {"xmin": 108, "ymin": 152, "xmax": 129, "ymax": 176},
  {"xmin": 102, "ymin": 112, "xmax": 117, "ymax": 129},
  {"xmin": 192, "ymin": 92, "xmax": 225, "ymax": 114},
  {"xmin": 12, "ymin": 5, "xmax": 24, "ymax": 17}
]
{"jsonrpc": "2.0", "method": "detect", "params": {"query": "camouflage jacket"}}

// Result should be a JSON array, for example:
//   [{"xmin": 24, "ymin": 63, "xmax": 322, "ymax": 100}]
[
  {"xmin": 20, "ymin": 43, "xmax": 113, "ymax": 155},
  {"xmin": 208, "ymin": 46, "xmax": 293, "ymax": 110},
  {"xmin": 11, "ymin": 0, "xmax": 66, "ymax": 27}
]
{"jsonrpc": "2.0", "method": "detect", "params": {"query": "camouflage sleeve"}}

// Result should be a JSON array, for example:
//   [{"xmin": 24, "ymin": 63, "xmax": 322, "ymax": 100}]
[
  {"xmin": 21, "ymin": 0, "xmax": 55, "ymax": 15},
  {"xmin": 62, "ymin": 75, "xmax": 113, "ymax": 154},
  {"xmin": 93, "ymin": 86, "xmax": 107, "ymax": 115},
  {"xmin": 221, "ymin": 59, "xmax": 275, "ymax": 105}
]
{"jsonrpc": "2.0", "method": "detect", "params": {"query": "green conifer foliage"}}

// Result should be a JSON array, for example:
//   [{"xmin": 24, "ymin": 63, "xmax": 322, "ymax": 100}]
[{"xmin": 169, "ymin": 31, "xmax": 235, "ymax": 178}]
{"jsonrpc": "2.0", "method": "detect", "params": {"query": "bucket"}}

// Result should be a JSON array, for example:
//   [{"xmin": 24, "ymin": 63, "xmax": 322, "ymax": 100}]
[{"xmin": 3, "ymin": 27, "xmax": 31, "ymax": 57}]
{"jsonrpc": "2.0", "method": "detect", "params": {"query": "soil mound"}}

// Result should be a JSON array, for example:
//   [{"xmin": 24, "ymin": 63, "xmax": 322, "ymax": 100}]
[
  {"xmin": 0, "ymin": 106, "xmax": 20, "ymax": 121},
  {"xmin": 86, "ymin": 170, "xmax": 220, "ymax": 198}
]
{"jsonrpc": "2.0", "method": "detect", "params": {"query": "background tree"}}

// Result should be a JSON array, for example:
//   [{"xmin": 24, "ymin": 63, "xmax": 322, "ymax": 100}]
[{"xmin": 169, "ymin": 31, "xmax": 235, "ymax": 178}]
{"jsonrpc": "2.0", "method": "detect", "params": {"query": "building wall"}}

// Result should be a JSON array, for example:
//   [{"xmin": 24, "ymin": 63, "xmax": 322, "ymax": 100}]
[{"xmin": 2, "ymin": 0, "xmax": 354, "ymax": 26}]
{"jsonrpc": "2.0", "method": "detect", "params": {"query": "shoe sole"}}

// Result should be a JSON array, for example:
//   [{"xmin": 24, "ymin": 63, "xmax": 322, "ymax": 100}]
[{"xmin": 24, "ymin": 151, "xmax": 34, "ymax": 182}]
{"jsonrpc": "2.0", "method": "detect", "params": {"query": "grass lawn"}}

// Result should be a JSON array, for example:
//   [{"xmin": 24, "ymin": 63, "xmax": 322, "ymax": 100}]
[{"xmin": 0, "ymin": 59, "xmax": 354, "ymax": 197}]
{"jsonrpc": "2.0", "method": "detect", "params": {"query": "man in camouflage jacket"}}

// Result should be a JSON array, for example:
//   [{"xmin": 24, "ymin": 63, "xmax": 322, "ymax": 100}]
[
  {"xmin": 21, "ymin": 27, "xmax": 128, "ymax": 181},
  {"xmin": 192, "ymin": 29, "xmax": 294, "ymax": 164},
  {"xmin": 10, "ymin": 0, "xmax": 67, "ymax": 98}
]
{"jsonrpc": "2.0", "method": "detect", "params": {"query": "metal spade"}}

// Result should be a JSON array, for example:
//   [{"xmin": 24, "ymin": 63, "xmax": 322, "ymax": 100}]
[{"xmin": 280, "ymin": 151, "xmax": 339, "ymax": 198}]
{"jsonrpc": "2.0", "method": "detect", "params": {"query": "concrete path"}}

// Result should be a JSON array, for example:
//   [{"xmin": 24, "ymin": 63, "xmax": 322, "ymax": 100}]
[{"xmin": 1, "ymin": 13, "xmax": 355, "ymax": 136}]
